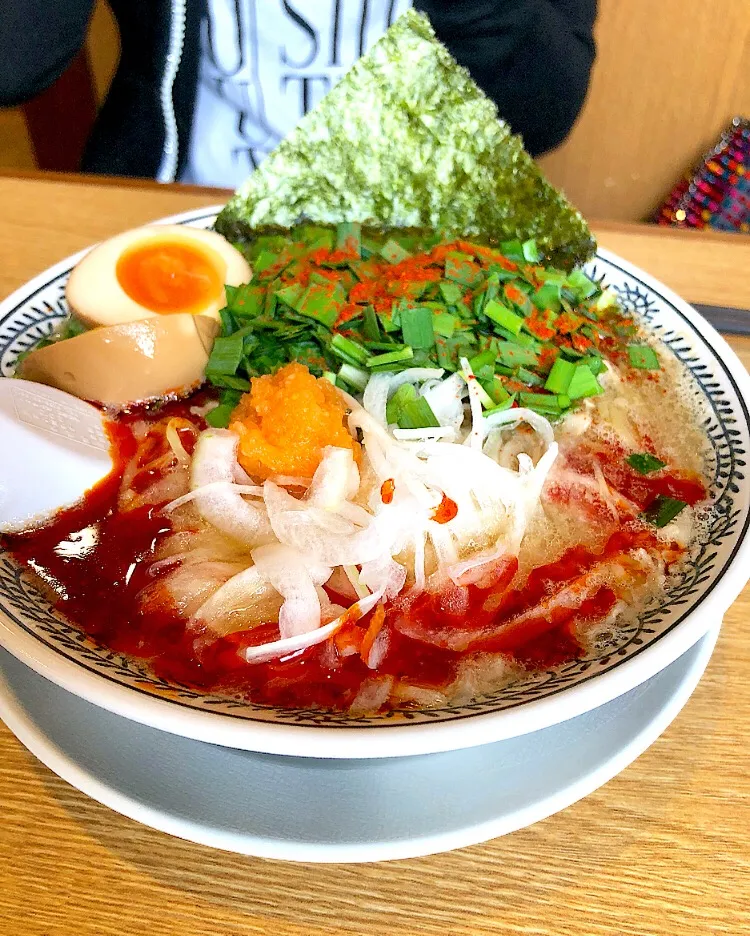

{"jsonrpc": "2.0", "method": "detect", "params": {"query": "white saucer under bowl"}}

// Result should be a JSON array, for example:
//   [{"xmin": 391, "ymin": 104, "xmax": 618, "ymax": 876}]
[{"xmin": 0, "ymin": 624, "xmax": 720, "ymax": 863}]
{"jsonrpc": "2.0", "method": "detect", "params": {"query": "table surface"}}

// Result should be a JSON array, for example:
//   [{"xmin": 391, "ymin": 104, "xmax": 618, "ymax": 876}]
[{"xmin": 0, "ymin": 173, "xmax": 748, "ymax": 936}]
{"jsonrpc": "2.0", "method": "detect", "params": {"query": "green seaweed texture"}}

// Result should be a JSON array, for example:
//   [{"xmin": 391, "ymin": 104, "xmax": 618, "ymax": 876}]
[{"xmin": 215, "ymin": 10, "xmax": 595, "ymax": 269}]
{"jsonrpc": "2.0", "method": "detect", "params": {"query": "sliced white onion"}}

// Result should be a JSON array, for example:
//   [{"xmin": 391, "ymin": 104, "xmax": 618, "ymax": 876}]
[
  {"xmin": 242, "ymin": 587, "xmax": 385, "ymax": 664},
  {"xmin": 307, "ymin": 446, "xmax": 359, "ymax": 510},
  {"xmin": 263, "ymin": 479, "xmax": 388, "ymax": 567},
  {"xmin": 190, "ymin": 430, "xmax": 274, "ymax": 546},
  {"xmin": 364, "ymin": 629, "xmax": 390, "ymax": 671},
  {"xmin": 163, "ymin": 480, "xmax": 264, "ymax": 513},
  {"xmin": 269, "ymin": 475, "xmax": 313, "ymax": 488},
  {"xmin": 420, "ymin": 371, "xmax": 466, "ymax": 433},
  {"xmin": 392, "ymin": 426, "xmax": 456, "ymax": 442},
  {"xmin": 360, "ymin": 555, "xmax": 407, "ymax": 599},
  {"xmin": 348, "ymin": 675, "xmax": 394, "ymax": 715},
  {"xmin": 459, "ymin": 357, "xmax": 484, "ymax": 450},
  {"xmin": 484, "ymin": 407, "xmax": 554, "ymax": 447},
  {"xmin": 190, "ymin": 564, "xmax": 284, "ymax": 637},
  {"xmin": 251, "ymin": 543, "xmax": 331, "ymax": 639},
  {"xmin": 165, "ymin": 419, "xmax": 192, "ymax": 467}
]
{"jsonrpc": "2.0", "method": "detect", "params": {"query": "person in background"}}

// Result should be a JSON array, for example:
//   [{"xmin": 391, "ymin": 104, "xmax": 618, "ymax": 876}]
[{"xmin": 0, "ymin": 1, "xmax": 597, "ymax": 186}]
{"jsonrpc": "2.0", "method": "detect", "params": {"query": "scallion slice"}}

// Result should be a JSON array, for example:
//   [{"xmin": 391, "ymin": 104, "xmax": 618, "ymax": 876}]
[
  {"xmin": 567, "ymin": 364, "xmax": 602, "ymax": 399},
  {"xmin": 331, "ymin": 333, "xmax": 369, "ymax": 367},
  {"xmin": 205, "ymin": 334, "xmax": 245, "ymax": 379},
  {"xmin": 366, "ymin": 346, "xmax": 415, "ymax": 368},
  {"xmin": 400, "ymin": 307, "xmax": 435, "ymax": 349},
  {"xmin": 484, "ymin": 299, "xmax": 524, "ymax": 335},
  {"xmin": 337, "ymin": 363, "xmax": 369, "ymax": 391},
  {"xmin": 544, "ymin": 357, "xmax": 576, "ymax": 394},
  {"xmin": 518, "ymin": 391, "xmax": 570, "ymax": 415},
  {"xmin": 627, "ymin": 453, "xmax": 666, "ymax": 474},
  {"xmin": 432, "ymin": 310, "xmax": 457, "ymax": 338},
  {"xmin": 380, "ymin": 239, "xmax": 410, "ymax": 265},
  {"xmin": 642, "ymin": 495, "xmax": 687, "ymax": 528},
  {"xmin": 628, "ymin": 344, "xmax": 660, "ymax": 370}
]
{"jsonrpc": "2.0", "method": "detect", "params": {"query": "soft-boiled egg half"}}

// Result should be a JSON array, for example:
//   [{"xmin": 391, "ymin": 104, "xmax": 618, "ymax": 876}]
[{"xmin": 66, "ymin": 225, "xmax": 252, "ymax": 328}]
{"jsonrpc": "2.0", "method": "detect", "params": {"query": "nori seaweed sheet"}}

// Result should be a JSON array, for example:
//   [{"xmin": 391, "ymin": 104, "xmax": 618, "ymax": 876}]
[{"xmin": 215, "ymin": 10, "xmax": 595, "ymax": 270}]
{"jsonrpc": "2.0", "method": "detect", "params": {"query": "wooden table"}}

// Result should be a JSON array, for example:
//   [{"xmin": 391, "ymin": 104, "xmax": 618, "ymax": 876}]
[{"xmin": 0, "ymin": 173, "xmax": 749, "ymax": 936}]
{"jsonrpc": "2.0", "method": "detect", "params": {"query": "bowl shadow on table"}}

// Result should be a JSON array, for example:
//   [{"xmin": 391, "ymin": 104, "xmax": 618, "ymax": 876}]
[{"xmin": 24, "ymin": 654, "xmax": 730, "ymax": 936}]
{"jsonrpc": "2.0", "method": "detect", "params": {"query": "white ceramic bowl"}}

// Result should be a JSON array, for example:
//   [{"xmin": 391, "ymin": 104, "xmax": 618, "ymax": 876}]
[{"xmin": 1, "ymin": 207, "xmax": 749, "ymax": 759}]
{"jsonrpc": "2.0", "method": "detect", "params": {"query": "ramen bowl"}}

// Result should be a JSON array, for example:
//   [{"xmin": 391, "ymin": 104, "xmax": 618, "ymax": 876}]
[{"xmin": 1, "ymin": 207, "xmax": 748, "ymax": 759}]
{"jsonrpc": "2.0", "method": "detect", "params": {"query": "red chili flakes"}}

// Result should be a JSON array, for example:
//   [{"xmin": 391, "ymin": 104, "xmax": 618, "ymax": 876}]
[
  {"xmin": 556, "ymin": 313, "xmax": 583, "ymax": 335},
  {"xmin": 431, "ymin": 494, "xmax": 459, "ymax": 524},
  {"xmin": 525, "ymin": 310, "xmax": 556, "ymax": 341},
  {"xmin": 571, "ymin": 332, "xmax": 593, "ymax": 352},
  {"xmin": 380, "ymin": 478, "xmax": 396, "ymax": 504}
]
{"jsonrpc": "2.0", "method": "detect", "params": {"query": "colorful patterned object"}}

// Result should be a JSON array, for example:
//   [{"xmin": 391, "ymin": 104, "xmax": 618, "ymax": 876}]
[{"xmin": 656, "ymin": 117, "xmax": 750, "ymax": 233}]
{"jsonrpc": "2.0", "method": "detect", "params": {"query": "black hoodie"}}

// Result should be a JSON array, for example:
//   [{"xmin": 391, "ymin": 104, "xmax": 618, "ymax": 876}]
[{"xmin": 0, "ymin": 0, "xmax": 596, "ymax": 180}]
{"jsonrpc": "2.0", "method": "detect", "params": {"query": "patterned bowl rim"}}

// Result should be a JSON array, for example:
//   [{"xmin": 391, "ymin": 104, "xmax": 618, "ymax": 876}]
[{"xmin": 0, "ymin": 205, "xmax": 748, "ymax": 760}]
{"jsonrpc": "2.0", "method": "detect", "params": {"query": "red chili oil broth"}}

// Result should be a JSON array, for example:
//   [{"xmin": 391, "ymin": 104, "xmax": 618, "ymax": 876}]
[{"xmin": 1, "ymin": 403, "xmax": 705, "ymax": 714}]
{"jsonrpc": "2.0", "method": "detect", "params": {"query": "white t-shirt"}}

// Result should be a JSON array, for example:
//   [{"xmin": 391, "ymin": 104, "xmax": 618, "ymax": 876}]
[{"xmin": 183, "ymin": 0, "xmax": 413, "ymax": 187}]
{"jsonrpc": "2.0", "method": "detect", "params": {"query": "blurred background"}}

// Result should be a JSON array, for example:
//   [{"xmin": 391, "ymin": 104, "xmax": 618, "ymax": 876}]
[{"xmin": 0, "ymin": 0, "xmax": 748, "ymax": 222}]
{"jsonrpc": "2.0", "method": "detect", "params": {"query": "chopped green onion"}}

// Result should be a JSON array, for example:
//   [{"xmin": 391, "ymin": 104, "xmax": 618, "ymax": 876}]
[
  {"xmin": 460, "ymin": 368, "xmax": 494, "ymax": 409},
  {"xmin": 224, "ymin": 284, "xmax": 265, "ymax": 318},
  {"xmin": 469, "ymin": 349, "xmax": 496, "ymax": 373},
  {"xmin": 292, "ymin": 282, "xmax": 343, "ymax": 327},
  {"xmin": 544, "ymin": 357, "xmax": 576, "ymax": 394},
  {"xmin": 400, "ymin": 307, "xmax": 435, "ymax": 349},
  {"xmin": 362, "ymin": 304, "xmax": 381, "ymax": 341},
  {"xmin": 205, "ymin": 334, "xmax": 244, "ymax": 378},
  {"xmin": 483, "ymin": 394, "xmax": 517, "ymax": 416},
  {"xmin": 336, "ymin": 222, "xmax": 361, "ymax": 257},
  {"xmin": 566, "ymin": 268, "xmax": 597, "ymax": 300},
  {"xmin": 432, "ymin": 310, "xmax": 457, "ymax": 338},
  {"xmin": 331, "ymin": 333, "xmax": 369, "ymax": 366},
  {"xmin": 567, "ymin": 364, "xmax": 602, "ymax": 399},
  {"xmin": 583, "ymin": 354, "xmax": 605, "ymax": 376},
  {"xmin": 531, "ymin": 283, "xmax": 562, "ymax": 313},
  {"xmin": 516, "ymin": 366, "xmax": 544, "ymax": 388},
  {"xmin": 503, "ymin": 283, "xmax": 533, "ymax": 316},
  {"xmin": 496, "ymin": 341, "xmax": 539, "ymax": 369},
  {"xmin": 252, "ymin": 249, "xmax": 280, "ymax": 275},
  {"xmin": 385, "ymin": 383, "xmax": 440, "ymax": 428},
  {"xmin": 642, "ymin": 496, "xmax": 687, "ymax": 528},
  {"xmin": 380, "ymin": 239, "xmax": 411, "ymax": 265},
  {"xmin": 207, "ymin": 374, "xmax": 251, "ymax": 391},
  {"xmin": 337, "ymin": 363, "xmax": 369, "ymax": 391},
  {"xmin": 397, "ymin": 396, "xmax": 440, "ymax": 429},
  {"xmin": 483, "ymin": 299, "xmax": 524, "ymax": 335},
  {"xmin": 518, "ymin": 392, "xmax": 570, "ymax": 415},
  {"xmin": 522, "ymin": 238, "xmax": 541, "ymax": 262},
  {"xmin": 627, "ymin": 453, "xmax": 666, "ymax": 475},
  {"xmin": 595, "ymin": 289, "xmax": 618, "ymax": 311},
  {"xmin": 386, "ymin": 383, "xmax": 416, "ymax": 424},
  {"xmin": 481, "ymin": 376, "xmax": 511, "ymax": 405},
  {"xmin": 500, "ymin": 239, "xmax": 524, "ymax": 263},
  {"xmin": 274, "ymin": 283, "xmax": 304, "ymax": 309},
  {"xmin": 628, "ymin": 345, "xmax": 660, "ymax": 370},
  {"xmin": 205, "ymin": 405, "xmax": 234, "ymax": 428},
  {"xmin": 439, "ymin": 281, "xmax": 463, "ymax": 305},
  {"xmin": 366, "ymin": 346, "xmax": 415, "ymax": 368},
  {"xmin": 445, "ymin": 252, "xmax": 482, "ymax": 287}
]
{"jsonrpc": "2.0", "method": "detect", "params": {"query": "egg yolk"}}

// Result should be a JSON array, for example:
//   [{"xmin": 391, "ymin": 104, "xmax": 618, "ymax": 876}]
[
  {"xmin": 229, "ymin": 362, "xmax": 360, "ymax": 481},
  {"xmin": 116, "ymin": 238, "xmax": 225, "ymax": 314}
]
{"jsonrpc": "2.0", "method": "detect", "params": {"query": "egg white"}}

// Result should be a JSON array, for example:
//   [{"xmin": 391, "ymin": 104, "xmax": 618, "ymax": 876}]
[{"xmin": 65, "ymin": 224, "xmax": 252, "ymax": 328}]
